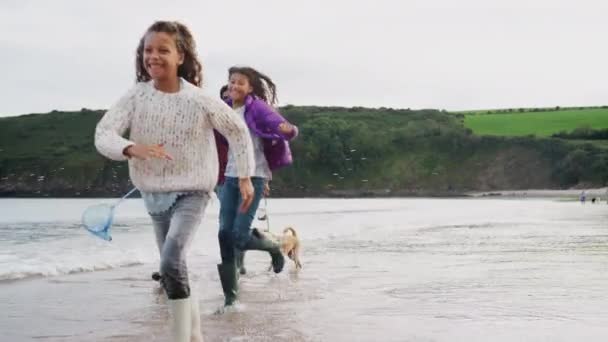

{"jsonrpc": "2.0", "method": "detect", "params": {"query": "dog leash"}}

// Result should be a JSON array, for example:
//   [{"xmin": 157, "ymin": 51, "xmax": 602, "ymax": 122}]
[
  {"xmin": 258, "ymin": 196, "xmax": 271, "ymax": 233},
  {"xmin": 263, "ymin": 197, "xmax": 271, "ymax": 232}
]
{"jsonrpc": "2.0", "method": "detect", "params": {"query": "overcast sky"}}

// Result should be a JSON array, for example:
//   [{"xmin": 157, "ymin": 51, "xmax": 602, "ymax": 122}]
[{"xmin": 1, "ymin": 0, "xmax": 606, "ymax": 116}]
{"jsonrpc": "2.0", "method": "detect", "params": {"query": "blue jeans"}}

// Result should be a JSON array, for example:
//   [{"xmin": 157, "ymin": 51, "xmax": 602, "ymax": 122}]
[
  {"xmin": 218, "ymin": 177, "xmax": 265, "ymax": 263},
  {"xmin": 148, "ymin": 193, "xmax": 208, "ymax": 299}
]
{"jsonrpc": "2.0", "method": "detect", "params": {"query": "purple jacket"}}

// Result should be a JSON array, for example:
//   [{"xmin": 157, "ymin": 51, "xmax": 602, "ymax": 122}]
[{"xmin": 216, "ymin": 95, "xmax": 298, "ymax": 175}]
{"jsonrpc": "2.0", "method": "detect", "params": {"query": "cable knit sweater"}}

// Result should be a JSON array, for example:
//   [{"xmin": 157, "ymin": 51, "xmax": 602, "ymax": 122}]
[{"xmin": 94, "ymin": 79, "xmax": 254, "ymax": 193}]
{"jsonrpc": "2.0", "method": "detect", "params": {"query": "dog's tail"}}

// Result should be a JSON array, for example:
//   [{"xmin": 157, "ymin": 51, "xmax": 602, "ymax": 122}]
[{"xmin": 283, "ymin": 227, "xmax": 297, "ymax": 237}]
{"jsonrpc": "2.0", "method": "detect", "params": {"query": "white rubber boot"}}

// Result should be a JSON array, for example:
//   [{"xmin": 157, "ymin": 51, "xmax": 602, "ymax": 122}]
[
  {"xmin": 168, "ymin": 298, "xmax": 192, "ymax": 342},
  {"xmin": 190, "ymin": 292, "xmax": 204, "ymax": 342}
]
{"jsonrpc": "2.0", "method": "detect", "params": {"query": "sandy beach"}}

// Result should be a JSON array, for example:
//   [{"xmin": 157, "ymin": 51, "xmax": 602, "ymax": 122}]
[{"xmin": 3, "ymin": 197, "xmax": 608, "ymax": 341}]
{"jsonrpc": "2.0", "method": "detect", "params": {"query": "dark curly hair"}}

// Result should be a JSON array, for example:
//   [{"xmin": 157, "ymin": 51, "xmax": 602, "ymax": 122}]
[
  {"xmin": 228, "ymin": 66, "xmax": 277, "ymax": 106},
  {"xmin": 220, "ymin": 84, "xmax": 229, "ymax": 98},
  {"xmin": 136, "ymin": 21, "xmax": 203, "ymax": 87}
]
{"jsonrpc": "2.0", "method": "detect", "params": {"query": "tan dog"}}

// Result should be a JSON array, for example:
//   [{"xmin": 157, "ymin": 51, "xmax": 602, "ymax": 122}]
[{"xmin": 260, "ymin": 227, "xmax": 302, "ymax": 270}]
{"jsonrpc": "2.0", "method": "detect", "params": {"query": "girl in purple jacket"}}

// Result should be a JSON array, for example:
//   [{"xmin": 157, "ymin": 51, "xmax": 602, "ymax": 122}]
[{"xmin": 216, "ymin": 66, "xmax": 298, "ymax": 310}]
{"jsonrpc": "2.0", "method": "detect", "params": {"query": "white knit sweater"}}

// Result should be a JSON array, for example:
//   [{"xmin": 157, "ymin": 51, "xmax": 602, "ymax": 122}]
[{"xmin": 94, "ymin": 79, "xmax": 254, "ymax": 193}]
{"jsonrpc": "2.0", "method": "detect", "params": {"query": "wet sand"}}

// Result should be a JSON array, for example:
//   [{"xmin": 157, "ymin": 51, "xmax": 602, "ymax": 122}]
[{"xmin": 3, "ymin": 198, "xmax": 608, "ymax": 341}]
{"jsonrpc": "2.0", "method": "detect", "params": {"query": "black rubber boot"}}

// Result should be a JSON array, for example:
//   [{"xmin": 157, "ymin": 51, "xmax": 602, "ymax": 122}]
[
  {"xmin": 235, "ymin": 250, "xmax": 247, "ymax": 275},
  {"xmin": 243, "ymin": 228, "xmax": 285, "ymax": 273},
  {"xmin": 217, "ymin": 262, "xmax": 238, "ymax": 306}
]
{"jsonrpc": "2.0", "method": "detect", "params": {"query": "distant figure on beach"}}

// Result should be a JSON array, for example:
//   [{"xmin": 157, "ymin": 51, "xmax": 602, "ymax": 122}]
[
  {"xmin": 94, "ymin": 20, "xmax": 255, "ymax": 341},
  {"xmin": 580, "ymin": 190, "xmax": 586, "ymax": 204},
  {"xmin": 592, "ymin": 197, "xmax": 597, "ymax": 203}
]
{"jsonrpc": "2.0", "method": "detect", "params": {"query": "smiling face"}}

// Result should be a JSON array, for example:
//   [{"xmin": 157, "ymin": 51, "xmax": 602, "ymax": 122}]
[
  {"xmin": 228, "ymin": 72, "xmax": 253, "ymax": 104},
  {"xmin": 142, "ymin": 31, "xmax": 184, "ymax": 84}
]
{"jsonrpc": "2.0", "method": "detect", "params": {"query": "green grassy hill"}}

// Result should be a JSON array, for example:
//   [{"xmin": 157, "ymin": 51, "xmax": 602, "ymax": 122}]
[
  {"xmin": 1, "ymin": 105, "xmax": 607, "ymax": 197},
  {"xmin": 463, "ymin": 107, "xmax": 608, "ymax": 137}
]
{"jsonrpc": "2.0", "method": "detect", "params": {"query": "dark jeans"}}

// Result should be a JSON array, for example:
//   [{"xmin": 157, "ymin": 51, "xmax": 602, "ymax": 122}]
[{"xmin": 218, "ymin": 177, "xmax": 265, "ymax": 263}]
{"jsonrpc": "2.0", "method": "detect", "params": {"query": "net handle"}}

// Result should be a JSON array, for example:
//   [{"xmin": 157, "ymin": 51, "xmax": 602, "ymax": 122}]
[{"xmin": 114, "ymin": 187, "xmax": 138, "ymax": 207}]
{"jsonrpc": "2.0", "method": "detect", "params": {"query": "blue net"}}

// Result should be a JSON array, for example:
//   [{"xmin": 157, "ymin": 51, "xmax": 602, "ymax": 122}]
[
  {"xmin": 81, "ymin": 203, "xmax": 115, "ymax": 241},
  {"xmin": 80, "ymin": 188, "xmax": 137, "ymax": 241}
]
